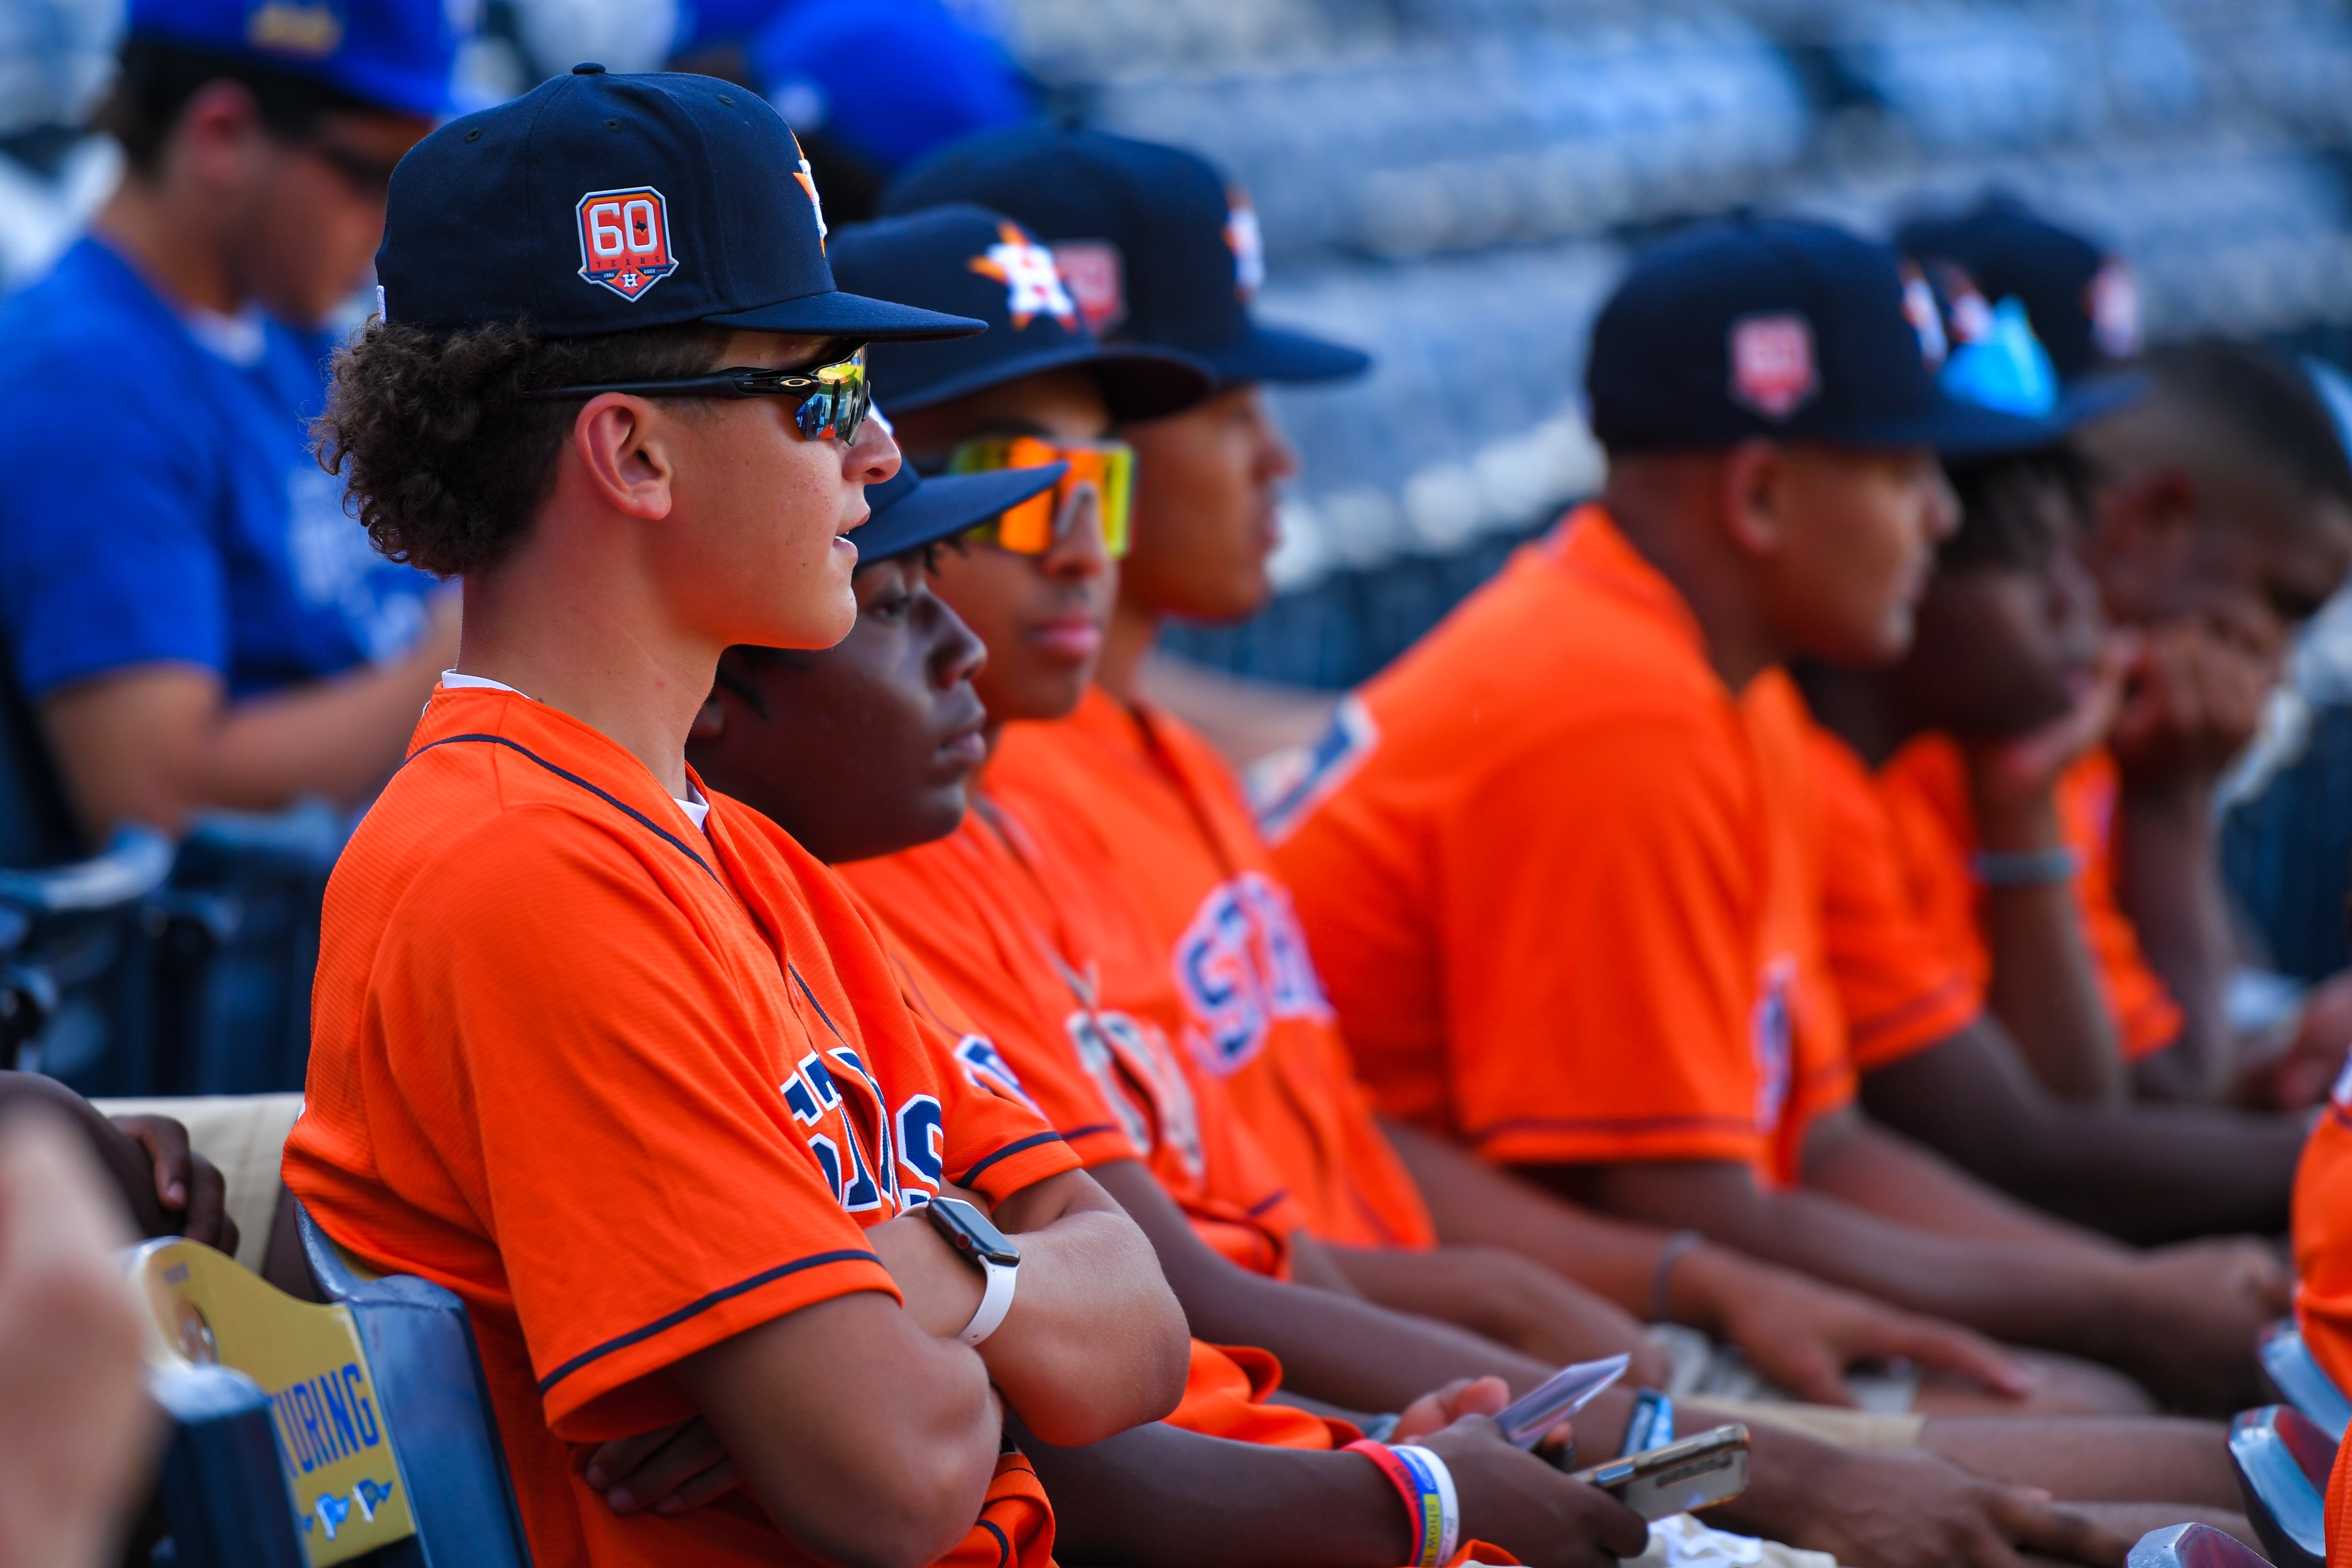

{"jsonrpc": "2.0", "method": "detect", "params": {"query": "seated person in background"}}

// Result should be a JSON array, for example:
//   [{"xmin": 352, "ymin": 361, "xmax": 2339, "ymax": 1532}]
[
  {"xmin": 1270, "ymin": 218, "xmax": 2285, "ymax": 1416},
  {"xmin": 0, "ymin": 2, "xmax": 460, "ymax": 845},
  {"xmin": 2066, "ymin": 340, "xmax": 2352, "ymax": 1101},
  {"xmin": 1794, "ymin": 302, "xmax": 2306, "ymax": 1242},
  {"xmin": 877, "ymin": 127, "xmax": 2095, "ymax": 1427},
  {"xmin": 680, "ymin": 401, "xmax": 2246, "ymax": 1568},
  {"xmin": 283, "ymin": 75, "xmax": 1189, "ymax": 1567}
]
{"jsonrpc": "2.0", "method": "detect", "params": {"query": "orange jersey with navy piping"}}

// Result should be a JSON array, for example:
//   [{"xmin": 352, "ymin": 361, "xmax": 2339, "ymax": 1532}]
[
  {"xmin": 1804, "ymin": 723, "xmax": 1986, "ymax": 1071},
  {"xmin": 1876, "ymin": 735, "xmax": 2183, "ymax": 1062},
  {"xmin": 1268, "ymin": 506, "xmax": 1854, "ymax": 1187},
  {"xmin": 285, "ymin": 686, "xmax": 1078, "ymax": 1568},
  {"xmin": 990, "ymin": 692, "xmax": 1438, "ymax": 1251},
  {"xmin": 2295, "ymin": 1062, "xmax": 2352, "ymax": 1406},
  {"xmin": 841, "ymin": 795, "xmax": 1308, "ymax": 1277}
]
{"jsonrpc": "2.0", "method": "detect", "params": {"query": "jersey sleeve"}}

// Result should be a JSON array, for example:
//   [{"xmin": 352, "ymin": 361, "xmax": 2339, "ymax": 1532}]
[
  {"xmin": 382, "ymin": 819, "xmax": 898, "ymax": 1439},
  {"xmin": 2062, "ymin": 757, "xmax": 2185, "ymax": 1062},
  {"xmin": 910, "ymin": 1003, "xmax": 1086, "ymax": 1203},
  {"xmin": 0, "ymin": 358, "xmax": 229, "ymax": 695},
  {"xmin": 1434, "ymin": 715, "xmax": 1781, "ymax": 1172},
  {"xmin": 1807, "ymin": 728, "xmax": 1984, "ymax": 1071}
]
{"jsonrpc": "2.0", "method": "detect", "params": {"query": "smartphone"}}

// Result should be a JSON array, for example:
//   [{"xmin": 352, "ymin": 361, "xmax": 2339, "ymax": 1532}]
[
  {"xmin": 1493, "ymin": 1353, "xmax": 1631, "ymax": 1450},
  {"xmin": 1569, "ymin": 1423, "xmax": 1751, "ymax": 1520}
]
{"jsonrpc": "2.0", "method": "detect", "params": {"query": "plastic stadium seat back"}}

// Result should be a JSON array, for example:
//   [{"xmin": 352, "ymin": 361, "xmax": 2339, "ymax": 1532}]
[
  {"xmin": 295, "ymin": 1198, "xmax": 535, "ymax": 1567},
  {"xmin": 130, "ymin": 1229, "xmax": 532, "ymax": 1568},
  {"xmin": 2129, "ymin": 1521, "xmax": 2283, "ymax": 1568},
  {"xmin": 149, "ymin": 1362, "xmax": 310, "ymax": 1568},
  {"xmin": 2227, "ymin": 1404, "xmax": 2334, "ymax": 1568},
  {"xmin": 2260, "ymin": 1319, "xmax": 2352, "ymax": 1442}
]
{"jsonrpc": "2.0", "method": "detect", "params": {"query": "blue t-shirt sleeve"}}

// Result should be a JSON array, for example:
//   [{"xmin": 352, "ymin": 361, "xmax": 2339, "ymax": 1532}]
[{"xmin": 0, "ymin": 358, "xmax": 229, "ymax": 697}]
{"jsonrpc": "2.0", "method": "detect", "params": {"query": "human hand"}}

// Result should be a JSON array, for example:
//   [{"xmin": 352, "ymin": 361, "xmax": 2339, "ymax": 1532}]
[
  {"xmin": 585, "ymin": 1418, "xmax": 738, "ymax": 1517},
  {"xmin": 2240, "ymin": 970, "xmax": 2352, "ymax": 1110},
  {"xmin": 0, "ymin": 1113, "xmax": 159, "ymax": 1568},
  {"xmin": 2113, "ymin": 1238, "xmax": 2285, "ymax": 1410},
  {"xmin": 1686, "ymin": 1250, "xmax": 2036, "ymax": 1408},
  {"xmin": 1415, "ymin": 1410, "xmax": 1651, "ymax": 1568},
  {"xmin": 107, "ymin": 1115, "xmax": 237, "ymax": 1255},
  {"xmin": 2108, "ymin": 616, "xmax": 2277, "ymax": 789},
  {"xmin": 1965, "ymin": 632, "xmax": 2135, "ymax": 833},
  {"xmin": 1753, "ymin": 1443, "xmax": 2127, "ymax": 1568}
]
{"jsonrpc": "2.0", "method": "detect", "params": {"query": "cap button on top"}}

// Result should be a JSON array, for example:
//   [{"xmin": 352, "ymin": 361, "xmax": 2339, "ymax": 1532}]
[{"xmin": 571, "ymin": 61, "xmax": 606, "ymax": 74}]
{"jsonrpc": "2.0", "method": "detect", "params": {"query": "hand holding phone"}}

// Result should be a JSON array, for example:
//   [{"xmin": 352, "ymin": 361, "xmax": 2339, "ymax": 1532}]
[
  {"xmin": 1492, "ymin": 1353, "xmax": 1631, "ymax": 1451},
  {"xmin": 1569, "ymin": 1423, "xmax": 1751, "ymax": 1520}
]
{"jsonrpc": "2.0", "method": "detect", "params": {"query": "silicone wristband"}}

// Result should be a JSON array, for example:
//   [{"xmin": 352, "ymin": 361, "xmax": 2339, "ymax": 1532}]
[
  {"xmin": 957, "ymin": 1255, "xmax": 1017, "ymax": 1346},
  {"xmin": 1971, "ymin": 846, "xmax": 2081, "ymax": 886},
  {"xmin": 1344, "ymin": 1438, "xmax": 1442, "ymax": 1566},
  {"xmin": 1394, "ymin": 1445, "xmax": 1461, "ymax": 1567},
  {"xmin": 1650, "ymin": 1230, "xmax": 1704, "ymax": 1323}
]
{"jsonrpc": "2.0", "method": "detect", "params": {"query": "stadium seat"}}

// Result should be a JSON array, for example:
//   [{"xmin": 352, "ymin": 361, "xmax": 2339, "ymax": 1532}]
[
  {"xmin": 2128, "ymin": 1520, "xmax": 2283, "ymax": 1568},
  {"xmin": 2226, "ymin": 1404, "xmax": 2336, "ymax": 1568},
  {"xmin": 2258, "ymin": 1319, "xmax": 2352, "ymax": 1442},
  {"xmin": 127, "ymin": 1222, "xmax": 532, "ymax": 1566},
  {"xmin": 0, "ymin": 823, "xmax": 173, "ymax": 1093}
]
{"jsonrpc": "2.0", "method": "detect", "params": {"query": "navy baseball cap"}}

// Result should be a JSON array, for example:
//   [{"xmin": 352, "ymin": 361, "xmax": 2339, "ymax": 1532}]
[
  {"xmin": 129, "ymin": 0, "xmax": 461, "ymax": 118},
  {"xmin": 829, "ymin": 205, "xmax": 1213, "ymax": 421},
  {"xmin": 1895, "ymin": 197, "xmax": 2140, "ymax": 384},
  {"xmin": 881, "ymin": 126, "xmax": 1370, "ymax": 387},
  {"xmin": 1905, "ymin": 262, "xmax": 2143, "ymax": 432},
  {"xmin": 377, "ymin": 68, "xmax": 987, "ymax": 342},
  {"xmin": 855, "ymin": 458, "xmax": 1069, "ymax": 561},
  {"xmin": 1587, "ymin": 218, "xmax": 2060, "ymax": 459}
]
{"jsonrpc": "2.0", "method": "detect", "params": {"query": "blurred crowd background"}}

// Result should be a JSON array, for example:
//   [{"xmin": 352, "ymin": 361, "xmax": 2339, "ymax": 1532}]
[{"xmin": 7, "ymin": 0, "xmax": 2352, "ymax": 1088}]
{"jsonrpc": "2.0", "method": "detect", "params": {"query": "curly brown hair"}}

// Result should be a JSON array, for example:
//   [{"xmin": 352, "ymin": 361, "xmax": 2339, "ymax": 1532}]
[{"xmin": 314, "ymin": 319, "xmax": 734, "ymax": 579}]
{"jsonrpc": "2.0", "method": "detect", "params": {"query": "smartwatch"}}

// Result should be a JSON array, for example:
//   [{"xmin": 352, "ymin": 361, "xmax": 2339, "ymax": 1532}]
[{"xmin": 924, "ymin": 1195, "xmax": 1020, "ymax": 1346}]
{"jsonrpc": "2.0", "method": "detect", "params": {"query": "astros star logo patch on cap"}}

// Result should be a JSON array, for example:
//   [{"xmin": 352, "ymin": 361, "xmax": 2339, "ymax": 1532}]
[
  {"xmin": 1224, "ymin": 190, "xmax": 1265, "ymax": 301},
  {"xmin": 789, "ymin": 133, "xmax": 829, "ymax": 251},
  {"xmin": 968, "ymin": 221, "xmax": 1078, "ymax": 329},
  {"xmin": 575, "ymin": 186, "xmax": 680, "ymax": 301}
]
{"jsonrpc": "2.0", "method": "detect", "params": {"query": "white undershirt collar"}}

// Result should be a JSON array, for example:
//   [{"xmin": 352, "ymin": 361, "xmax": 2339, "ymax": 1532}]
[{"xmin": 440, "ymin": 669, "xmax": 710, "ymax": 830}]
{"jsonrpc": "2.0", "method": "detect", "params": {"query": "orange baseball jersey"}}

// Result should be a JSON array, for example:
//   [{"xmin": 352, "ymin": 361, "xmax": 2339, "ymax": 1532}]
[
  {"xmin": 991, "ymin": 691, "xmax": 1438, "ymax": 1251},
  {"xmin": 2332, "ymin": 1437, "xmax": 2352, "ymax": 1568},
  {"xmin": 1268, "ymin": 506, "xmax": 1854, "ymax": 1187},
  {"xmin": 841, "ymin": 796, "xmax": 1309, "ymax": 1277},
  {"xmin": 284, "ymin": 686, "xmax": 1078, "ymax": 1568},
  {"xmin": 1875, "ymin": 735, "xmax": 2184, "ymax": 1062},
  {"xmin": 1805, "ymin": 724, "xmax": 1986, "ymax": 1071},
  {"xmin": 2294, "ymin": 1063, "xmax": 2352, "ymax": 1404}
]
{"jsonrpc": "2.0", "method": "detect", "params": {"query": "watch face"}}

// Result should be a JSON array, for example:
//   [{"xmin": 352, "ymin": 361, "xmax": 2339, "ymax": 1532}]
[{"xmin": 927, "ymin": 1195, "xmax": 1020, "ymax": 1268}]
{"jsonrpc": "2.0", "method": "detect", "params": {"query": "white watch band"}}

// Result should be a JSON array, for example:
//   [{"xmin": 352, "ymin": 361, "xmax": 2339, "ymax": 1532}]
[{"xmin": 958, "ymin": 1255, "xmax": 1018, "ymax": 1346}]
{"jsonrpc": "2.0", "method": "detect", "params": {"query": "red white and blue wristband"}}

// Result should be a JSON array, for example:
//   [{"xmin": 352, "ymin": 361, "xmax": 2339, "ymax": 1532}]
[{"xmin": 1345, "ymin": 1438, "xmax": 1460, "ymax": 1567}]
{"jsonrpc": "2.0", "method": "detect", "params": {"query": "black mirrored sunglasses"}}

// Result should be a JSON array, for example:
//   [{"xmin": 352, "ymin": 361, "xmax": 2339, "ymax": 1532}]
[{"xmin": 517, "ymin": 348, "xmax": 870, "ymax": 445}]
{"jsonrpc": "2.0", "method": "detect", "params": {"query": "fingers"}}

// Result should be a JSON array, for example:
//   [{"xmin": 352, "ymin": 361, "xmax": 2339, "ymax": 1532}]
[
  {"xmin": 1882, "ymin": 1319, "xmax": 2038, "ymax": 1399},
  {"xmin": 597, "ymin": 1420, "xmax": 734, "ymax": 1516},
  {"xmin": 1754, "ymin": 1341, "xmax": 1859, "ymax": 1408},
  {"xmin": 1987, "ymin": 1486, "xmax": 2132, "ymax": 1568},
  {"xmin": 183, "ymin": 1153, "xmax": 235, "ymax": 1253},
  {"xmin": 1445, "ymin": 1375, "xmax": 1511, "ymax": 1422},
  {"xmin": 1581, "ymin": 1486, "xmax": 1653, "ymax": 1559},
  {"xmin": 111, "ymin": 1115, "xmax": 192, "ymax": 1212},
  {"xmin": 651, "ymin": 1455, "xmax": 740, "ymax": 1515},
  {"xmin": 584, "ymin": 1421, "xmax": 691, "ymax": 1493}
]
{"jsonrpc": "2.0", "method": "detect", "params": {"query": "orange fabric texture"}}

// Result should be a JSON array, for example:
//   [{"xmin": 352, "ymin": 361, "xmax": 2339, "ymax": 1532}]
[
  {"xmin": 1876, "ymin": 737, "xmax": 2183, "ymax": 1062},
  {"xmin": 992, "ymin": 691, "xmax": 1438, "ymax": 1251},
  {"xmin": 2330, "ymin": 1427, "xmax": 2352, "ymax": 1568},
  {"xmin": 842, "ymin": 799, "xmax": 1307, "ymax": 1277},
  {"xmin": 1169, "ymin": 1338, "xmax": 1361, "ymax": 1450},
  {"xmin": 1270, "ymin": 507, "xmax": 1855, "ymax": 1187},
  {"xmin": 2293, "ymin": 1074, "xmax": 2352, "ymax": 1402},
  {"xmin": 1805, "ymin": 725, "xmax": 1986, "ymax": 1071},
  {"xmin": 285, "ymin": 687, "xmax": 1076, "ymax": 1568}
]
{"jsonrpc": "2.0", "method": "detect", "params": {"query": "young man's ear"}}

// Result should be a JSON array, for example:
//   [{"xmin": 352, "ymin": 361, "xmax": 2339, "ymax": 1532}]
[
  {"xmin": 173, "ymin": 79, "xmax": 270, "ymax": 191},
  {"xmin": 571, "ymin": 396, "xmax": 679, "ymax": 521},
  {"xmin": 1719, "ymin": 438, "xmax": 1790, "ymax": 559}
]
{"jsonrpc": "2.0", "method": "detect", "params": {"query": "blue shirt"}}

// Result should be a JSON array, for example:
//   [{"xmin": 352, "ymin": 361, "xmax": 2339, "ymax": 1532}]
[{"xmin": 0, "ymin": 238, "xmax": 434, "ymax": 702}]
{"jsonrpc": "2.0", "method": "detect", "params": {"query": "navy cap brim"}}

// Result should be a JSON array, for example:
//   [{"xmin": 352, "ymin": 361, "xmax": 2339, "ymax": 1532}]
[
  {"xmin": 853, "ymin": 462, "xmax": 1069, "ymax": 561},
  {"xmin": 1837, "ymin": 392, "xmax": 2066, "ymax": 459},
  {"xmin": 1187, "ymin": 322, "xmax": 1372, "ymax": 386},
  {"xmin": 2057, "ymin": 369, "xmax": 2148, "ymax": 429},
  {"xmin": 889, "ymin": 340, "xmax": 1214, "ymax": 423},
  {"xmin": 705, "ymin": 288, "xmax": 987, "ymax": 343}
]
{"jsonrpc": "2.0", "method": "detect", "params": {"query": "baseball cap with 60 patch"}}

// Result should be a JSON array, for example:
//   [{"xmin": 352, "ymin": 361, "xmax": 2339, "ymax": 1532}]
[
  {"xmin": 880, "ymin": 125, "xmax": 1369, "ymax": 386},
  {"xmin": 1587, "ymin": 217, "xmax": 2060, "ymax": 459},
  {"xmin": 376, "ymin": 65, "xmax": 985, "ymax": 343}
]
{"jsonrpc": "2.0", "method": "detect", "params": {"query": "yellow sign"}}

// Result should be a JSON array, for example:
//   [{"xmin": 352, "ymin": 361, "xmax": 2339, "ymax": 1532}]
[{"xmin": 130, "ymin": 1239, "xmax": 415, "ymax": 1566}]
